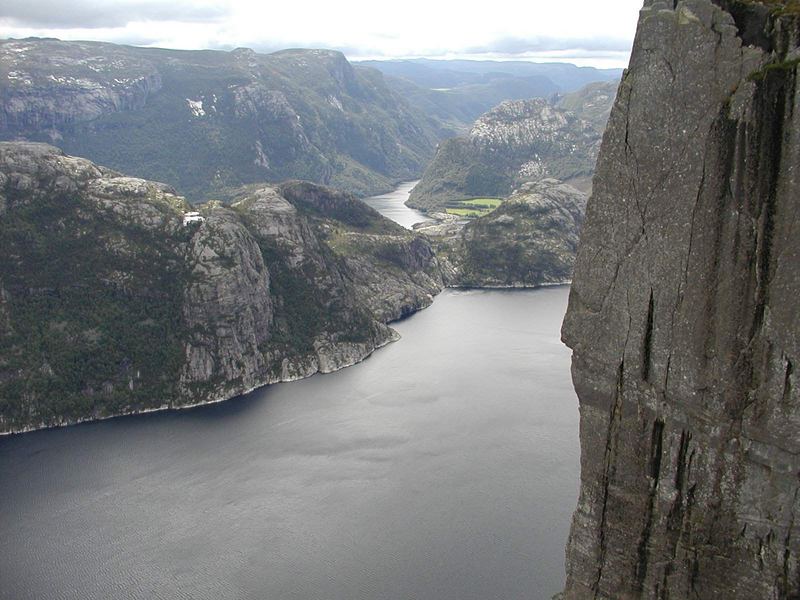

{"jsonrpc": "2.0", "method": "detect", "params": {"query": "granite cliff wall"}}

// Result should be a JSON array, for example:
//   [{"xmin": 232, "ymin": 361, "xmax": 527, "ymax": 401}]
[{"xmin": 561, "ymin": 1, "xmax": 800, "ymax": 598}]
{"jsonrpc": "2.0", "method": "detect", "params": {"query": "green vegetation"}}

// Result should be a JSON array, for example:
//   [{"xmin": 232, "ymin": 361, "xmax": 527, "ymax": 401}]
[
  {"xmin": 460, "ymin": 198, "xmax": 503, "ymax": 207},
  {"xmin": 741, "ymin": 0, "xmax": 800, "ymax": 14},
  {"xmin": 446, "ymin": 207, "xmax": 487, "ymax": 217},
  {"xmin": 0, "ymin": 190, "xmax": 189, "ymax": 429},
  {"xmin": 747, "ymin": 58, "xmax": 800, "ymax": 81},
  {"xmin": 445, "ymin": 197, "xmax": 503, "ymax": 218}
]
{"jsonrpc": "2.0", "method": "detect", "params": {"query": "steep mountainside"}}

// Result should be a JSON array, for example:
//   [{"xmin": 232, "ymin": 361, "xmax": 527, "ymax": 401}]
[
  {"xmin": 0, "ymin": 143, "xmax": 442, "ymax": 433},
  {"xmin": 561, "ymin": 1, "xmax": 800, "ymax": 598},
  {"xmin": 419, "ymin": 179, "xmax": 586, "ymax": 287},
  {"xmin": 408, "ymin": 97, "xmax": 607, "ymax": 211},
  {"xmin": 0, "ymin": 39, "xmax": 439, "ymax": 200}
]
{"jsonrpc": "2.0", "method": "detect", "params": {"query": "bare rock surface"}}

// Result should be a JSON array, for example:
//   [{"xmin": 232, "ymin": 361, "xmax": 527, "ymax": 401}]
[{"xmin": 561, "ymin": 1, "xmax": 800, "ymax": 598}]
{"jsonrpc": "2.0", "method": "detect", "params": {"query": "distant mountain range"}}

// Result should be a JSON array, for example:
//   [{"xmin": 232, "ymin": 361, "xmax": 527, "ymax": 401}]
[
  {"xmin": 0, "ymin": 40, "xmax": 620, "ymax": 203},
  {"xmin": 0, "ymin": 39, "xmax": 441, "ymax": 201},
  {"xmin": 357, "ymin": 58, "xmax": 622, "ymax": 127}
]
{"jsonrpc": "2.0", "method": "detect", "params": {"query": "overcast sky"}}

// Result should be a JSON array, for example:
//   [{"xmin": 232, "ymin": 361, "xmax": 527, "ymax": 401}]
[{"xmin": 1, "ymin": 0, "xmax": 643, "ymax": 68}]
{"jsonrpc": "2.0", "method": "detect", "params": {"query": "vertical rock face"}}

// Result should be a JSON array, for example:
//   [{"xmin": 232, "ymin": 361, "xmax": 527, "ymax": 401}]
[{"xmin": 561, "ymin": 1, "xmax": 800, "ymax": 598}]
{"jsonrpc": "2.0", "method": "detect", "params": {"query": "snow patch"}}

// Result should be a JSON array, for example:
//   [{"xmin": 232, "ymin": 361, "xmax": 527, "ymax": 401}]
[{"xmin": 186, "ymin": 99, "xmax": 205, "ymax": 117}]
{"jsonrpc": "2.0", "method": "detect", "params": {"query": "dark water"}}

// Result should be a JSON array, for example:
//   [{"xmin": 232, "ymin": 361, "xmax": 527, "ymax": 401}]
[
  {"xmin": 0, "ymin": 288, "xmax": 579, "ymax": 600},
  {"xmin": 362, "ymin": 181, "xmax": 431, "ymax": 230}
]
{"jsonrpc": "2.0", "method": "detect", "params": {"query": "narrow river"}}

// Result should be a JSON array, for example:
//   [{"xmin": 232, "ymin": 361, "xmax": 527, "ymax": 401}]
[{"xmin": 361, "ymin": 180, "xmax": 431, "ymax": 229}]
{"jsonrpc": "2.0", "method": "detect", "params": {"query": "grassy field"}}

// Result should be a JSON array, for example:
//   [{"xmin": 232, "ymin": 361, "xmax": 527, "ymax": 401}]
[
  {"xmin": 445, "ymin": 197, "xmax": 503, "ymax": 218},
  {"xmin": 460, "ymin": 198, "xmax": 503, "ymax": 207}
]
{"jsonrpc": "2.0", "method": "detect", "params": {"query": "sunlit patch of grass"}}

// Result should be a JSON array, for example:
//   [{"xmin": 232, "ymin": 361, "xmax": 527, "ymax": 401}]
[
  {"xmin": 459, "ymin": 198, "xmax": 503, "ymax": 208},
  {"xmin": 445, "ymin": 197, "xmax": 503, "ymax": 218}
]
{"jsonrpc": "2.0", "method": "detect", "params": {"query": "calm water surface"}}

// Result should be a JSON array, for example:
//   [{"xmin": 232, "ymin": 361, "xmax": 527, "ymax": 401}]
[
  {"xmin": 0, "ymin": 288, "xmax": 579, "ymax": 600},
  {"xmin": 362, "ymin": 181, "xmax": 431, "ymax": 229}
]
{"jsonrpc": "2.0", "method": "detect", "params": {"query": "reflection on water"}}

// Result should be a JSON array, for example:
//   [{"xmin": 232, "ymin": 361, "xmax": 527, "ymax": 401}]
[{"xmin": 0, "ymin": 287, "xmax": 579, "ymax": 600}]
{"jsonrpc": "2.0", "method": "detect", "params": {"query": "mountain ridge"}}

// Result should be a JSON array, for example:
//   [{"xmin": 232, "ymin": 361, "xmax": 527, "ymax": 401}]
[{"xmin": 0, "ymin": 38, "xmax": 440, "ymax": 201}]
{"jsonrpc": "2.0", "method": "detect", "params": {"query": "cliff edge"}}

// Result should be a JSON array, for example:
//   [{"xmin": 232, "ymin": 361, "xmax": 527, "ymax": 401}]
[{"xmin": 561, "ymin": 1, "xmax": 800, "ymax": 598}]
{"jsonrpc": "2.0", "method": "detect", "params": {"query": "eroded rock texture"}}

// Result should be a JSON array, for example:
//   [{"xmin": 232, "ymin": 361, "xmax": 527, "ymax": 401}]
[{"xmin": 561, "ymin": 1, "xmax": 800, "ymax": 598}]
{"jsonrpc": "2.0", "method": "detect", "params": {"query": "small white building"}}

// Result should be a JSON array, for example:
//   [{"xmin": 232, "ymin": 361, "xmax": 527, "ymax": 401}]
[{"xmin": 183, "ymin": 211, "xmax": 205, "ymax": 225}]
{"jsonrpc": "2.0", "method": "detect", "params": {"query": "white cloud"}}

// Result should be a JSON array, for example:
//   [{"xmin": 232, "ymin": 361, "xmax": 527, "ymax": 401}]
[{"xmin": 0, "ymin": 0, "xmax": 644, "ymax": 67}]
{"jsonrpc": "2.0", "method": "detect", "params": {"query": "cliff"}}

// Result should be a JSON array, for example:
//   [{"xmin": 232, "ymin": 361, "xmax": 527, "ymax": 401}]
[
  {"xmin": 0, "ymin": 39, "xmax": 439, "ymax": 200},
  {"xmin": 0, "ymin": 142, "xmax": 442, "ymax": 433},
  {"xmin": 407, "ymin": 95, "xmax": 609, "ymax": 212},
  {"xmin": 418, "ymin": 179, "xmax": 586, "ymax": 288},
  {"xmin": 561, "ymin": 1, "xmax": 800, "ymax": 598}
]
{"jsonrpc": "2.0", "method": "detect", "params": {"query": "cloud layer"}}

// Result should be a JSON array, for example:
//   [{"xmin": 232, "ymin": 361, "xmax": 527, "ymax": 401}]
[
  {"xmin": 0, "ymin": 0, "xmax": 641, "ymax": 67},
  {"xmin": 2, "ymin": 0, "xmax": 229, "ymax": 28}
]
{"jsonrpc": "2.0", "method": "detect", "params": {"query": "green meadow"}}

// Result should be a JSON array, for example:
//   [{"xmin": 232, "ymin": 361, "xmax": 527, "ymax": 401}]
[{"xmin": 445, "ymin": 197, "xmax": 503, "ymax": 218}]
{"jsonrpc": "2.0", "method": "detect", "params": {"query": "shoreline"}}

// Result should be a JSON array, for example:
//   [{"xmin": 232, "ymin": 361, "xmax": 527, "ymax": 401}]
[
  {"xmin": 0, "ymin": 329, "xmax": 401, "ymax": 437},
  {"xmin": 0, "ymin": 283, "xmax": 566, "ymax": 437}
]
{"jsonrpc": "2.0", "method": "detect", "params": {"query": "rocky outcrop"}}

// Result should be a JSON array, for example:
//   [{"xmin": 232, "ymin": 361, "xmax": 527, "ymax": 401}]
[
  {"xmin": 0, "ymin": 143, "xmax": 442, "ymax": 433},
  {"xmin": 418, "ymin": 179, "xmax": 586, "ymax": 288},
  {"xmin": 561, "ymin": 1, "xmax": 800, "ymax": 598},
  {"xmin": 407, "ymin": 93, "xmax": 610, "ymax": 212},
  {"xmin": 0, "ymin": 39, "xmax": 439, "ymax": 200}
]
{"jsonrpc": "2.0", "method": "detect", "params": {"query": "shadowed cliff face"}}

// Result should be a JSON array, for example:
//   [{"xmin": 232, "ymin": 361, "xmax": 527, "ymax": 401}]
[{"xmin": 561, "ymin": 1, "xmax": 800, "ymax": 598}]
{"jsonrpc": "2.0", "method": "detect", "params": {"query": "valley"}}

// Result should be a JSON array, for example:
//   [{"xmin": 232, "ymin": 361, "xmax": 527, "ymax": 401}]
[{"xmin": 4, "ymin": 1, "xmax": 798, "ymax": 596}]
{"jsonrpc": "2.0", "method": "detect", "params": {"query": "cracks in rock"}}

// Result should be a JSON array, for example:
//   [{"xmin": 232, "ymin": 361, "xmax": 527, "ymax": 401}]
[
  {"xmin": 651, "ymin": 419, "xmax": 666, "ymax": 480},
  {"xmin": 622, "ymin": 83, "xmax": 646, "ymax": 240},
  {"xmin": 592, "ymin": 358, "xmax": 626, "ymax": 599},
  {"xmin": 642, "ymin": 288, "xmax": 656, "ymax": 383},
  {"xmin": 783, "ymin": 356, "xmax": 794, "ymax": 404},
  {"xmin": 749, "ymin": 59, "xmax": 790, "ymax": 343},
  {"xmin": 636, "ymin": 418, "xmax": 666, "ymax": 590}
]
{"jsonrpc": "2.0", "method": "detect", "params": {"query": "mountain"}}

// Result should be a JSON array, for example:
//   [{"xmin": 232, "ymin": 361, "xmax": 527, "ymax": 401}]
[
  {"xmin": 358, "ymin": 58, "xmax": 622, "ymax": 128},
  {"xmin": 357, "ymin": 58, "xmax": 622, "ymax": 92},
  {"xmin": 0, "ymin": 39, "xmax": 440, "ymax": 201},
  {"xmin": 0, "ymin": 142, "xmax": 443, "ymax": 433},
  {"xmin": 561, "ymin": 1, "xmax": 800, "ymax": 598},
  {"xmin": 555, "ymin": 80, "xmax": 619, "ymax": 131},
  {"xmin": 407, "ymin": 95, "xmax": 608, "ymax": 212},
  {"xmin": 418, "ymin": 179, "xmax": 586, "ymax": 288},
  {"xmin": 378, "ymin": 73, "xmax": 561, "ymax": 134}
]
